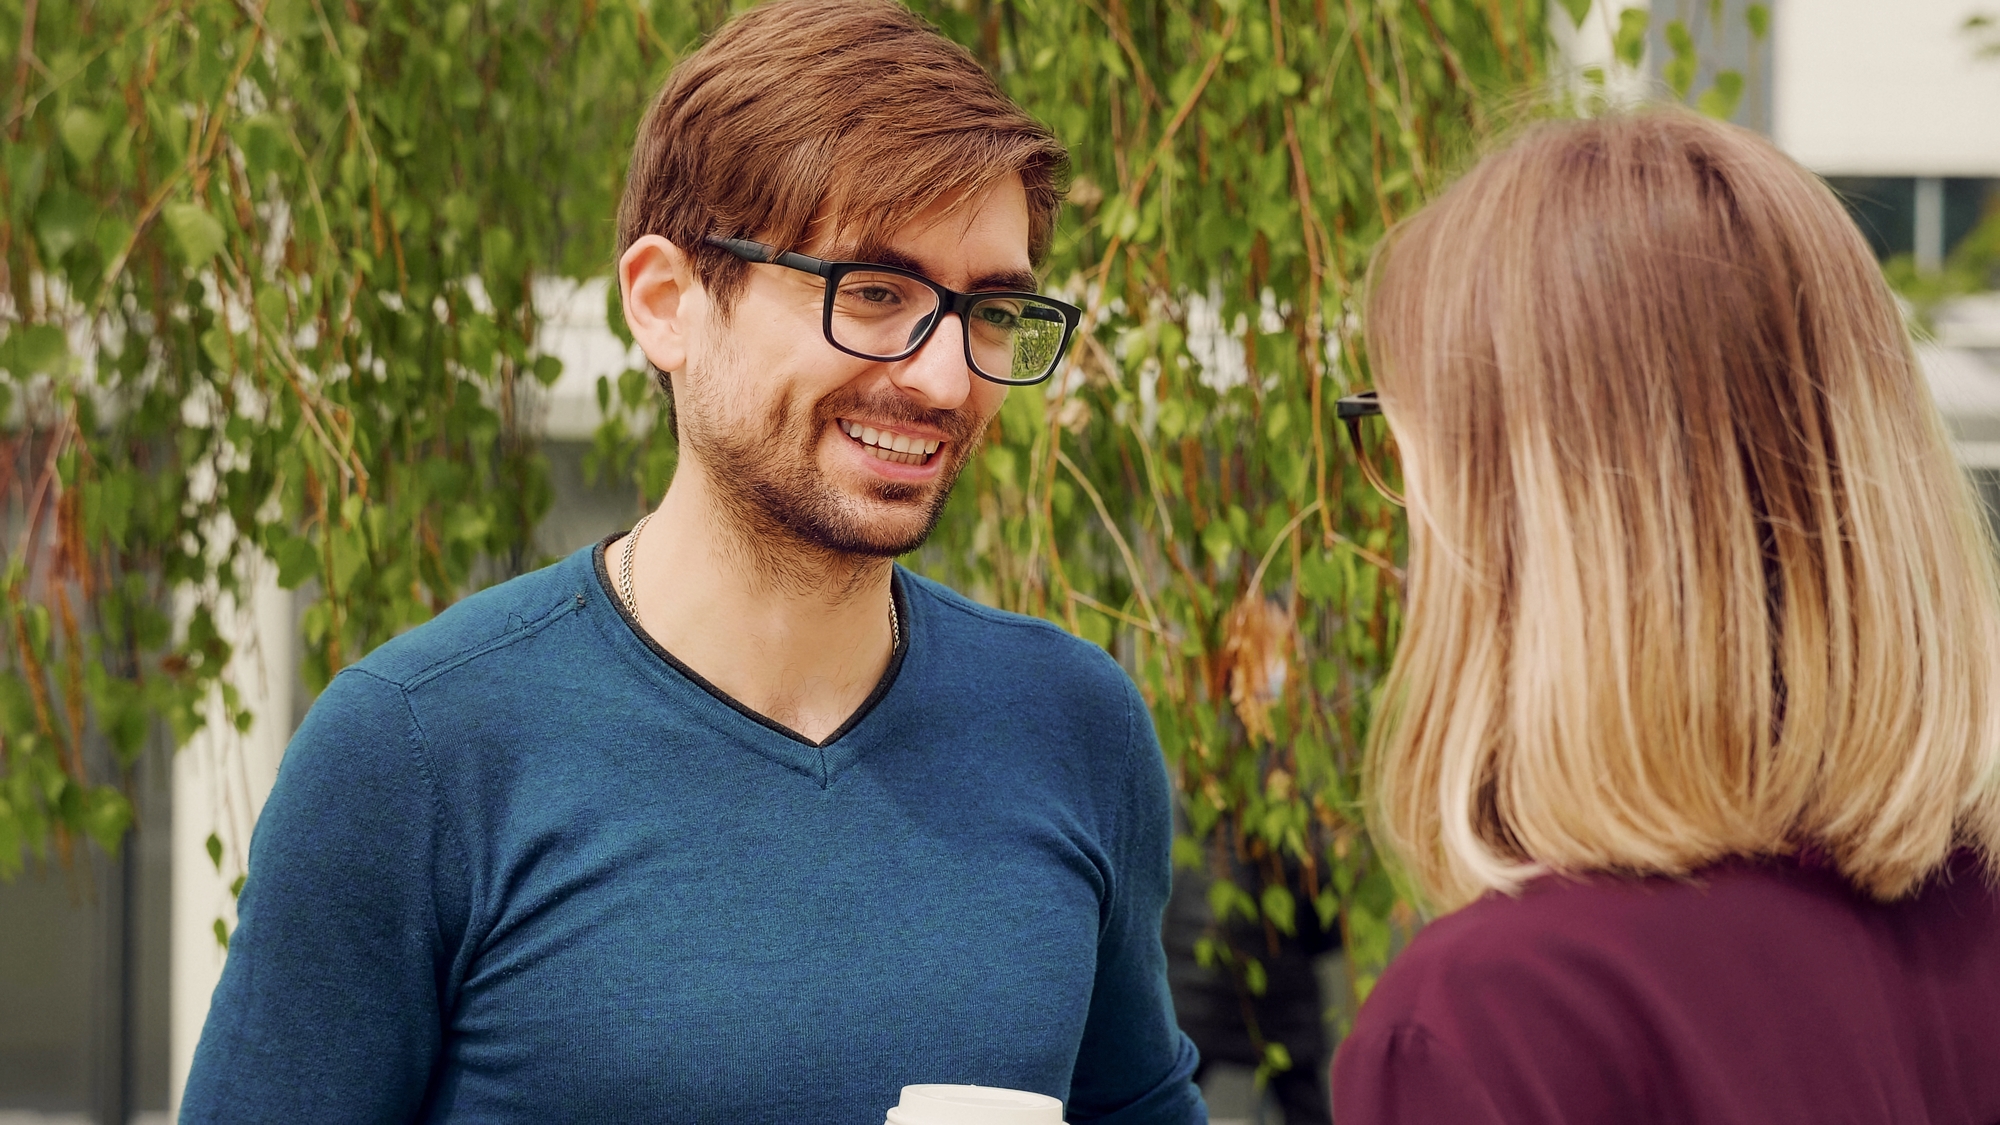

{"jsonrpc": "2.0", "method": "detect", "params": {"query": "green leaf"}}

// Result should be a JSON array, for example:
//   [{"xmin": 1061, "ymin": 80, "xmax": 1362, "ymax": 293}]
[
  {"xmin": 618, "ymin": 366, "xmax": 648, "ymax": 408},
  {"xmin": 1614, "ymin": 7, "xmax": 1649, "ymax": 67},
  {"xmin": 1242, "ymin": 955, "xmax": 1267, "ymax": 996},
  {"xmin": 1665, "ymin": 18, "xmax": 1694, "ymax": 56},
  {"xmin": 164, "ymin": 202, "xmax": 227, "ymax": 269},
  {"xmin": 200, "ymin": 327, "xmax": 234, "ymax": 371},
  {"xmin": 1193, "ymin": 936, "xmax": 1218, "ymax": 970},
  {"xmin": 272, "ymin": 535, "xmax": 321, "ymax": 589},
  {"xmin": 256, "ymin": 285, "xmax": 289, "ymax": 330},
  {"xmin": 267, "ymin": 0, "xmax": 310, "ymax": 38},
  {"xmin": 1206, "ymin": 877, "xmax": 1258, "ymax": 924},
  {"xmin": 59, "ymin": 107, "xmax": 110, "ymax": 164},
  {"xmin": 213, "ymin": 918, "xmax": 230, "ymax": 950},
  {"xmin": 2, "ymin": 324, "xmax": 69, "ymax": 377},
  {"xmin": 1558, "ymin": 0, "xmax": 1592, "ymax": 28},
  {"xmin": 237, "ymin": 114, "xmax": 293, "ymax": 178},
  {"xmin": 35, "ymin": 191, "xmax": 94, "ymax": 263},
  {"xmin": 230, "ymin": 874, "xmax": 246, "ymax": 899},
  {"xmin": 0, "ymin": 803, "xmax": 24, "ymax": 881},
  {"xmin": 605, "ymin": 281, "xmax": 634, "ymax": 346},
  {"xmin": 1171, "ymin": 834, "xmax": 1203, "ymax": 871},
  {"xmin": 94, "ymin": 216, "xmax": 133, "ymax": 262},
  {"xmin": 206, "ymin": 831, "xmax": 223, "ymax": 872},
  {"xmin": 0, "ymin": 675, "xmax": 38, "ymax": 735},
  {"xmin": 1200, "ymin": 519, "xmax": 1234, "ymax": 569},
  {"xmin": 1663, "ymin": 20, "xmax": 1697, "ymax": 98},
  {"xmin": 1697, "ymin": 71, "xmax": 1745, "ymax": 120},
  {"xmin": 533, "ymin": 355, "xmax": 564, "ymax": 387},
  {"xmin": 1260, "ymin": 883, "xmax": 1297, "ymax": 936},
  {"xmin": 82, "ymin": 787, "xmax": 133, "ymax": 855},
  {"xmin": 1298, "ymin": 548, "xmax": 1342, "ymax": 601},
  {"xmin": 481, "ymin": 227, "xmax": 517, "ymax": 278},
  {"xmin": 1742, "ymin": 5, "xmax": 1768, "ymax": 41},
  {"xmin": 329, "ymin": 526, "xmax": 368, "ymax": 591},
  {"xmin": 1313, "ymin": 887, "xmax": 1338, "ymax": 931}
]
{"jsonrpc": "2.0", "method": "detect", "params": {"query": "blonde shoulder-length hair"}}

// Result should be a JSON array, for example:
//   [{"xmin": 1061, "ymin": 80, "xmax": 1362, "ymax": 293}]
[{"xmin": 1366, "ymin": 108, "xmax": 2000, "ymax": 912}]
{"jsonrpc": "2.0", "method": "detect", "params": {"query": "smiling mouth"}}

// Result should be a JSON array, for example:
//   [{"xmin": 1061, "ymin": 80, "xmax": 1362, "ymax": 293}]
[{"xmin": 838, "ymin": 419, "xmax": 944, "ymax": 466}]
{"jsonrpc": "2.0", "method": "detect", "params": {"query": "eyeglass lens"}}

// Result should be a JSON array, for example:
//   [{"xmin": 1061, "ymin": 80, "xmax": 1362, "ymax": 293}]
[{"xmin": 831, "ymin": 269, "xmax": 1069, "ymax": 384}]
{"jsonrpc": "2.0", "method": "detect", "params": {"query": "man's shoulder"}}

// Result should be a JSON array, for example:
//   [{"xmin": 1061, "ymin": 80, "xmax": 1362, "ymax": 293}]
[
  {"xmin": 900, "ymin": 568, "xmax": 1123, "ymax": 675},
  {"xmin": 351, "ymin": 544, "xmax": 601, "ymax": 691}
]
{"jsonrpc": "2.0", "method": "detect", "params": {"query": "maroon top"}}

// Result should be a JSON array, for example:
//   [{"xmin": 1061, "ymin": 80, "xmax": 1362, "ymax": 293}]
[{"xmin": 1331, "ymin": 850, "xmax": 2000, "ymax": 1124}]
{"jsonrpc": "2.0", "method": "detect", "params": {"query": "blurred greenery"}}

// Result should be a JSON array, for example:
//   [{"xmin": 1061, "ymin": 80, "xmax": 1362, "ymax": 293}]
[
  {"xmin": 1887, "ymin": 15, "xmax": 2000, "ymax": 323},
  {"xmin": 0, "ymin": 0, "xmax": 1767, "ymax": 1087}
]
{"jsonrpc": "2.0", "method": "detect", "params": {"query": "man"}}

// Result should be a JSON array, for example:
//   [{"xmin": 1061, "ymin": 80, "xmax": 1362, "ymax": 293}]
[{"xmin": 180, "ymin": 2, "xmax": 1206, "ymax": 1121}]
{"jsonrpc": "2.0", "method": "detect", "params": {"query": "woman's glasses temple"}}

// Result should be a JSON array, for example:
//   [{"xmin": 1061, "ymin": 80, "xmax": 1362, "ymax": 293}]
[{"xmin": 1336, "ymin": 390, "xmax": 1405, "ymax": 507}]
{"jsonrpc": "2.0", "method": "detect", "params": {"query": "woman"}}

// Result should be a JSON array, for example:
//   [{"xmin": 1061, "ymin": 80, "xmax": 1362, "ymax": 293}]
[{"xmin": 1331, "ymin": 109, "xmax": 2000, "ymax": 1123}]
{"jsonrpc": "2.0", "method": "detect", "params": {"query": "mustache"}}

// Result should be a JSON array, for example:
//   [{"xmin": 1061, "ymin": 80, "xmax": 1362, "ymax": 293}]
[{"xmin": 811, "ymin": 388, "xmax": 985, "ymax": 445}]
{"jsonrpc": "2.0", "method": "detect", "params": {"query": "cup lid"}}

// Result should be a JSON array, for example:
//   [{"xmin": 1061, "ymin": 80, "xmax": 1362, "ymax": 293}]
[{"xmin": 887, "ymin": 1084, "xmax": 1066, "ymax": 1125}]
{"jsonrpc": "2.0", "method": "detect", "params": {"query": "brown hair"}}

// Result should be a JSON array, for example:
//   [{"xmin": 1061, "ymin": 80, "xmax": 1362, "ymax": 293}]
[
  {"xmin": 616, "ymin": 0, "xmax": 1068, "ymax": 313},
  {"xmin": 1364, "ymin": 108, "xmax": 2000, "ymax": 911}
]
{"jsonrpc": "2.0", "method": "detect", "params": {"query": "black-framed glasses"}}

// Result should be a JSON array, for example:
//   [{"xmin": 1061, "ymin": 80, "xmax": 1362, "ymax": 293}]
[
  {"xmin": 1336, "ymin": 390, "xmax": 1404, "ymax": 507},
  {"xmin": 704, "ymin": 235, "xmax": 1083, "ymax": 386}
]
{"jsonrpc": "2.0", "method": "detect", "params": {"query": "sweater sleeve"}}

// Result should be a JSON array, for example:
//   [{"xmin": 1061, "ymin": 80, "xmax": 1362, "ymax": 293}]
[
  {"xmin": 1332, "ymin": 1024, "xmax": 1510, "ymax": 1125},
  {"xmin": 1065, "ymin": 676, "xmax": 1207, "ymax": 1125},
  {"xmin": 180, "ymin": 667, "xmax": 468, "ymax": 1124}
]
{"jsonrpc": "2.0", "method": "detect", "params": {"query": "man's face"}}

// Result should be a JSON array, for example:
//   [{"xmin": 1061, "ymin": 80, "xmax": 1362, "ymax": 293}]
[{"xmin": 673, "ymin": 177, "xmax": 1030, "ymax": 558}]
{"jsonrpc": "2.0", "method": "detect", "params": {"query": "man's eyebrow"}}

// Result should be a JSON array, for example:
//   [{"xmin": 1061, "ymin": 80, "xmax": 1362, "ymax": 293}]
[
  {"xmin": 967, "ymin": 267, "xmax": 1039, "ymax": 293},
  {"xmin": 840, "ymin": 244, "xmax": 1039, "ymax": 294}
]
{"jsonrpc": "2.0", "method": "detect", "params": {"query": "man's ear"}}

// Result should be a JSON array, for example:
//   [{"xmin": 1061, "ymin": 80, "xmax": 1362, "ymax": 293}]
[{"xmin": 619, "ymin": 235, "xmax": 702, "ymax": 376}]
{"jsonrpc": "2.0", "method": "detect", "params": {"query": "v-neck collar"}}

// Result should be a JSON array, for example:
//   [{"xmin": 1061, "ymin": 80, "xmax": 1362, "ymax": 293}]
[{"xmin": 591, "ymin": 536, "xmax": 910, "ymax": 750}]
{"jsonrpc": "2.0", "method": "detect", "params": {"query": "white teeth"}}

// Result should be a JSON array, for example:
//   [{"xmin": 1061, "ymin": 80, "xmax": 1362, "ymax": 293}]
[{"xmin": 838, "ymin": 419, "xmax": 942, "ymax": 462}]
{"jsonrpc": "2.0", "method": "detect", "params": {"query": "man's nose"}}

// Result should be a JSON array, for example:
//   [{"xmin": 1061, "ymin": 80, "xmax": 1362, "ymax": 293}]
[{"xmin": 887, "ymin": 312, "xmax": 974, "ymax": 410}]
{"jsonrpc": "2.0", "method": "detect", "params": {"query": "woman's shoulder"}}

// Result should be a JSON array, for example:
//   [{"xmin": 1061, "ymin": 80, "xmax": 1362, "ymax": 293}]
[{"xmin": 1334, "ymin": 851, "xmax": 2000, "ymax": 1125}]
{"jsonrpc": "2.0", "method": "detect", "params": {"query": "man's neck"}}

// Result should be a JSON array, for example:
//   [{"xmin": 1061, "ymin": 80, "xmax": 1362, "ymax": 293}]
[{"xmin": 618, "ymin": 466, "xmax": 897, "ymax": 744}]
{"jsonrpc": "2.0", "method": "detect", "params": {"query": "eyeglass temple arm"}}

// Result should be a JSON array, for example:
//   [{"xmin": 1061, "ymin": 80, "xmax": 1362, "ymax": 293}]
[
  {"xmin": 1335, "ymin": 390, "xmax": 1382, "ymax": 419},
  {"xmin": 1345, "ymin": 420, "xmax": 1403, "ymax": 505},
  {"xmin": 703, "ymin": 235, "xmax": 833, "ymax": 278}
]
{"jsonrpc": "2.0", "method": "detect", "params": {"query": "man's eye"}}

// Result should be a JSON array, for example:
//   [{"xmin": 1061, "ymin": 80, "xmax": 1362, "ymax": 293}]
[
  {"xmin": 976, "ymin": 306, "xmax": 1021, "ymax": 329},
  {"xmin": 844, "ymin": 284, "xmax": 901, "ymax": 305}
]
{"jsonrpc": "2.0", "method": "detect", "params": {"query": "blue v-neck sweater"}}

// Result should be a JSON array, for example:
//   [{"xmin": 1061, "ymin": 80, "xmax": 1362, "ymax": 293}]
[{"xmin": 181, "ymin": 543, "xmax": 1205, "ymax": 1124}]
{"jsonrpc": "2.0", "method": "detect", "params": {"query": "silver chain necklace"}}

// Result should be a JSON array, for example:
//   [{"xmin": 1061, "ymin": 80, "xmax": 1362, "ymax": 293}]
[{"xmin": 616, "ymin": 513, "xmax": 899, "ymax": 648}]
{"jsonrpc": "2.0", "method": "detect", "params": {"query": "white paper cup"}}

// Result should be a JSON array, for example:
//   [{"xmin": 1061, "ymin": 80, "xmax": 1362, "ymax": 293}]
[{"xmin": 883, "ymin": 1084, "xmax": 1067, "ymax": 1125}]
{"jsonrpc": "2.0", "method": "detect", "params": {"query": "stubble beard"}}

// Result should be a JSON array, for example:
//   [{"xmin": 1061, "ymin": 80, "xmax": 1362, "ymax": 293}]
[{"xmin": 677, "ymin": 349, "xmax": 986, "ymax": 596}]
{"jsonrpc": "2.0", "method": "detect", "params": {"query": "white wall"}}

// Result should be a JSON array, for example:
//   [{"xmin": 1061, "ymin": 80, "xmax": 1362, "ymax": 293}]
[
  {"xmin": 1775, "ymin": 0, "xmax": 2000, "ymax": 175},
  {"xmin": 535, "ymin": 277, "xmax": 645, "ymax": 442},
  {"xmin": 168, "ymin": 565, "xmax": 291, "ymax": 1115},
  {"xmin": 1550, "ymin": 0, "xmax": 1654, "ymax": 104}
]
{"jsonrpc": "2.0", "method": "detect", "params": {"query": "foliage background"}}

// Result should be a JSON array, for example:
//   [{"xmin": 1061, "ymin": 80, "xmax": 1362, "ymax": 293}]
[{"xmin": 0, "ymin": 0, "xmax": 1761, "ymax": 1087}]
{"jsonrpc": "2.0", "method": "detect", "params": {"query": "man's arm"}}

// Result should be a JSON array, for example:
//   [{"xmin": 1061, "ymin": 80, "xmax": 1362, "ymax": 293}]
[
  {"xmin": 1065, "ymin": 675, "xmax": 1207, "ymax": 1125},
  {"xmin": 180, "ymin": 667, "xmax": 466, "ymax": 1123}
]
